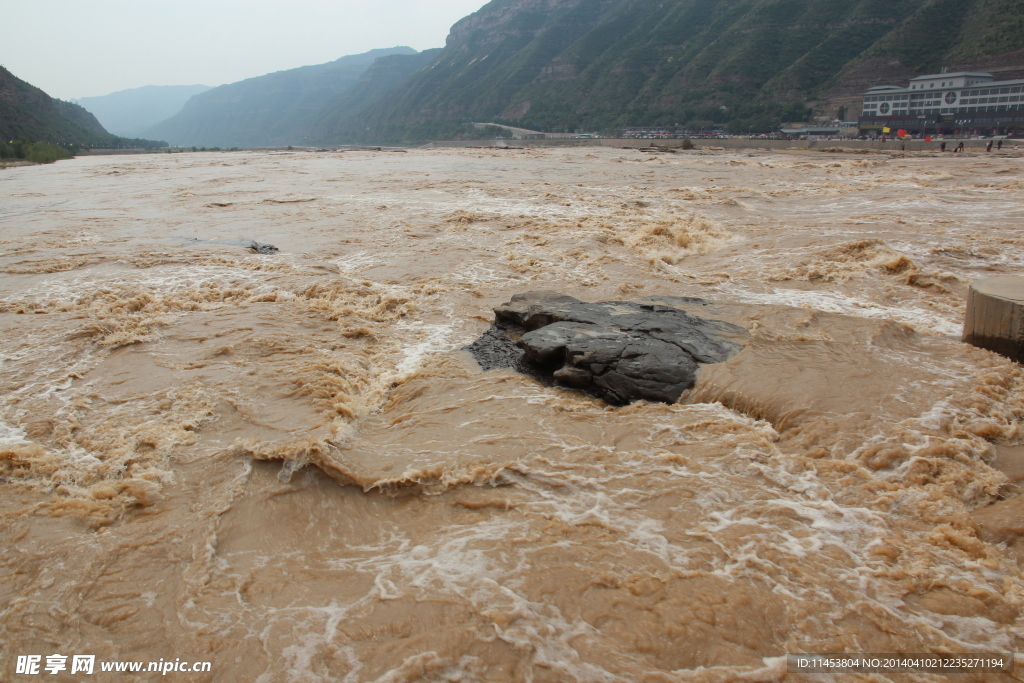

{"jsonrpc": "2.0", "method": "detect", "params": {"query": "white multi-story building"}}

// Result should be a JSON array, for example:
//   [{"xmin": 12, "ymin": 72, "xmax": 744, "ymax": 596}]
[{"xmin": 860, "ymin": 71, "xmax": 1024, "ymax": 135}]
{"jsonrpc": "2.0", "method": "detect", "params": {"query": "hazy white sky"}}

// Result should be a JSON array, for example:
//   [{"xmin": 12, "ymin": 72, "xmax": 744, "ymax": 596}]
[{"xmin": 1, "ymin": 0, "xmax": 487, "ymax": 100}]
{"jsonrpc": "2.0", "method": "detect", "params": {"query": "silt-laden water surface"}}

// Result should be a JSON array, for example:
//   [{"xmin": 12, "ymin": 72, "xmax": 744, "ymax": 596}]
[{"xmin": 1, "ymin": 146, "xmax": 1023, "ymax": 681}]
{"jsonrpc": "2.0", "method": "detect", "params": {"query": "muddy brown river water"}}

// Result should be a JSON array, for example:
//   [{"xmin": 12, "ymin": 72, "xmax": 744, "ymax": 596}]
[{"xmin": 1, "ymin": 146, "xmax": 1023, "ymax": 681}]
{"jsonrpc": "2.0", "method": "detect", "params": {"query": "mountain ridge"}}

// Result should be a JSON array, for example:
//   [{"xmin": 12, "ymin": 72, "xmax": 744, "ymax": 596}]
[
  {"xmin": 323, "ymin": 0, "xmax": 1024, "ymax": 141},
  {"xmin": 0, "ymin": 67, "xmax": 165, "ymax": 149},
  {"xmin": 145, "ymin": 47, "xmax": 418, "ymax": 148},
  {"xmin": 42, "ymin": 0, "xmax": 1024, "ymax": 148},
  {"xmin": 304, "ymin": 49, "xmax": 443, "ymax": 144},
  {"xmin": 76, "ymin": 85, "xmax": 212, "ymax": 138}
]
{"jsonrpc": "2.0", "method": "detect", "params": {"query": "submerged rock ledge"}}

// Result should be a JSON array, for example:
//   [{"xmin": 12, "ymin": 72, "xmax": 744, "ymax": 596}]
[
  {"xmin": 174, "ymin": 237, "xmax": 279, "ymax": 254},
  {"xmin": 466, "ymin": 291, "xmax": 746, "ymax": 405}
]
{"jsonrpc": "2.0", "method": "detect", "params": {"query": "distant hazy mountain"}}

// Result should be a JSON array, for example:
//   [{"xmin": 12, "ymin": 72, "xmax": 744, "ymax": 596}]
[
  {"xmin": 304, "ymin": 49, "xmax": 441, "ymax": 144},
  {"xmin": 146, "ymin": 47, "xmax": 418, "ymax": 148},
  {"xmin": 0, "ymin": 66, "xmax": 166, "ymax": 148},
  {"xmin": 76, "ymin": 85, "xmax": 212, "ymax": 138},
  {"xmin": 333, "ymin": 0, "xmax": 1024, "ymax": 141}
]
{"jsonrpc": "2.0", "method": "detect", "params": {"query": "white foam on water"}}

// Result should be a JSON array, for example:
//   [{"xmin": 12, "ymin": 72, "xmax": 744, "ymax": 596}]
[
  {"xmin": 392, "ymin": 322, "xmax": 455, "ymax": 378},
  {"xmin": 716, "ymin": 283, "xmax": 962, "ymax": 336},
  {"xmin": 333, "ymin": 251, "xmax": 379, "ymax": 274},
  {"xmin": 6, "ymin": 263, "xmax": 269, "ymax": 305},
  {"xmin": 624, "ymin": 517, "xmax": 696, "ymax": 568},
  {"xmin": 3, "ymin": 147, "xmax": 1022, "ymax": 680},
  {"xmin": 446, "ymin": 262, "xmax": 504, "ymax": 286},
  {"xmin": 769, "ymin": 498, "xmax": 885, "ymax": 535},
  {"xmin": 0, "ymin": 420, "xmax": 30, "ymax": 447},
  {"xmin": 911, "ymin": 399, "xmax": 958, "ymax": 432}
]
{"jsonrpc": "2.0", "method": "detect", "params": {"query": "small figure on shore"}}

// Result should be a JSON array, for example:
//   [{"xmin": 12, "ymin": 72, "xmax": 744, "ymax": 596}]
[
  {"xmin": 998, "ymin": 139, "xmax": 1003, "ymax": 150},
  {"xmin": 957, "ymin": 141, "xmax": 965, "ymax": 153},
  {"xmin": 940, "ymin": 142, "xmax": 946, "ymax": 152},
  {"xmin": 987, "ymin": 140, "xmax": 993, "ymax": 152}
]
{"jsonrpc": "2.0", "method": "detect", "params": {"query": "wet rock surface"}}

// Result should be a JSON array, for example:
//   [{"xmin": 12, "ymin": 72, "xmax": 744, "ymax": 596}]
[
  {"xmin": 463, "ymin": 324, "xmax": 539, "ymax": 378},
  {"xmin": 468, "ymin": 291, "xmax": 746, "ymax": 404},
  {"xmin": 176, "ymin": 237, "xmax": 279, "ymax": 254}
]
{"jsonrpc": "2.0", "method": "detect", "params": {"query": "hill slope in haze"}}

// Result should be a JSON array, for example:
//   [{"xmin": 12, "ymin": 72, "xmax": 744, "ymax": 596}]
[
  {"xmin": 146, "ymin": 47, "xmax": 418, "ymax": 148},
  {"xmin": 76, "ymin": 85, "xmax": 212, "ymax": 138},
  {"xmin": 0, "ymin": 67, "xmax": 165, "ymax": 148},
  {"xmin": 332, "ymin": 0, "xmax": 1024, "ymax": 141},
  {"xmin": 304, "ymin": 49, "xmax": 442, "ymax": 144}
]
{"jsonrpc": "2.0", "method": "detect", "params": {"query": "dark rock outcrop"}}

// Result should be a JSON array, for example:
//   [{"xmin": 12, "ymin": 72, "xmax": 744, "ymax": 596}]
[
  {"xmin": 238, "ymin": 239, "xmax": 279, "ymax": 255},
  {"xmin": 177, "ymin": 237, "xmax": 279, "ymax": 254},
  {"xmin": 467, "ymin": 291, "xmax": 746, "ymax": 405}
]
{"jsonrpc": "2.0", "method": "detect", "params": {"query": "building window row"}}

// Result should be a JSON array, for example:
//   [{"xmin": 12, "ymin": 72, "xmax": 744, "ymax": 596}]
[
  {"xmin": 948, "ymin": 104, "xmax": 1024, "ymax": 112},
  {"xmin": 964, "ymin": 86, "xmax": 1022, "ymax": 96},
  {"xmin": 912, "ymin": 80, "xmax": 988, "ymax": 89},
  {"xmin": 862, "ymin": 73, "xmax": 1024, "ymax": 122},
  {"xmin": 866, "ymin": 103, "xmax": 1024, "ymax": 116},
  {"xmin": 865, "ymin": 100, "xmax": 1022, "ymax": 114},
  {"xmin": 866, "ymin": 86, "xmax": 1023, "ymax": 104},
  {"xmin": 864, "ymin": 95, "xmax": 910, "ymax": 102},
  {"xmin": 888, "ymin": 96, "xmax": 1023, "ymax": 110}
]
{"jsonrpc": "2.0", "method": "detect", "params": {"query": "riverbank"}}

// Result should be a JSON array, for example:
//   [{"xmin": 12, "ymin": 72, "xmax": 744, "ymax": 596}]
[
  {"xmin": 424, "ymin": 136, "xmax": 1024, "ymax": 153},
  {"xmin": 0, "ymin": 159, "xmax": 40, "ymax": 169}
]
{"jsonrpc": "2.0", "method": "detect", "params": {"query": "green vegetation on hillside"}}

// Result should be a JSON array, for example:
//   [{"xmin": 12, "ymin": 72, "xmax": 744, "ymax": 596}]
[
  {"xmin": 17, "ymin": 0, "xmax": 1019, "ymax": 149},
  {"xmin": 0, "ymin": 139, "xmax": 73, "ymax": 163},
  {"xmin": 323, "ymin": 0, "xmax": 1024, "ymax": 143},
  {"xmin": 304, "ymin": 50, "xmax": 442, "ymax": 145},
  {"xmin": 1, "ymin": 67, "xmax": 167, "ymax": 150},
  {"xmin": 858, "ymin": 0, "xmax": 1024, "ymax": 71}
]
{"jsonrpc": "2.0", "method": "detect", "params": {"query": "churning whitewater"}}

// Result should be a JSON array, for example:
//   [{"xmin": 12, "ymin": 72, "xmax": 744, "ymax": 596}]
[{"xmin": 1, "ymin": 146, "xmax": 1023, "ymax": 682}]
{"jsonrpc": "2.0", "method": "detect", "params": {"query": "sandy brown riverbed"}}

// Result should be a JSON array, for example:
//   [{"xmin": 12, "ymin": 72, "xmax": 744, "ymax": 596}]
[{"xmin": 1, "ymin": 147, "xmax": 1023, "ymax": 681}]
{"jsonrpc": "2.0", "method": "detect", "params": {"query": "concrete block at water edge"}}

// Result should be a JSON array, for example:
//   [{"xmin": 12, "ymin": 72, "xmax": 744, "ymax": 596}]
[{"xmin": 963, "ymin": 276, "xmax": 1024, "ymax": 362}]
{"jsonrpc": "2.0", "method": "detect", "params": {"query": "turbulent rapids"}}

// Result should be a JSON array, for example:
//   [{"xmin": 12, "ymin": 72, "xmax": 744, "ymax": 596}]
[{"xmin": 1, "ymin": 147, "xmax": 1023, "ymax": 681}]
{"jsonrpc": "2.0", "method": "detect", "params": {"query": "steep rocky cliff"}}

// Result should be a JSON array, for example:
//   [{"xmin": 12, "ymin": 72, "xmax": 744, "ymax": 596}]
[{"xmin": 331, "ymin": 0, "xmax": 1024, "ymax": 140}]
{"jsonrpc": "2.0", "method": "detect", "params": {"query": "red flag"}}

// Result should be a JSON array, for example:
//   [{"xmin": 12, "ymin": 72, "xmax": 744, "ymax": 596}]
[
  {"xmin": 924, "ymin": 136, "xmax": 932, "ymax": 142},
  {"xmin": 897, "ymin": 129, "xmax": 907, "ymax": 138}
]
